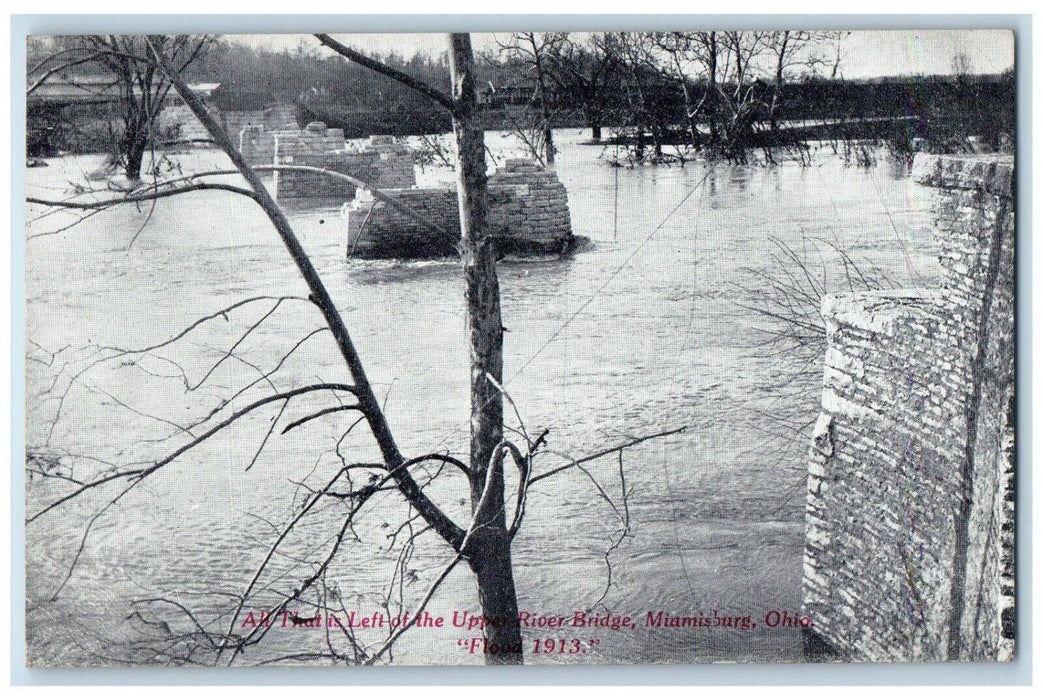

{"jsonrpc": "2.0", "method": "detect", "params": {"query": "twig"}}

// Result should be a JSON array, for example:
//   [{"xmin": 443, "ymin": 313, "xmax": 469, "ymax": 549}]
[
  {"xmin": 313, "ymin": 34, "xmax": 457, "ymax": 116},
  {"xmin": 27, "ymin": 383, "xmax": 358, "ymax": 523},
  {"xmin": 281, "ymin": 404, "xmax": 363, "ymax": 434},
  {"xmin": 528, "ymin": 426, "xmax": 687, "ymax": 486}
]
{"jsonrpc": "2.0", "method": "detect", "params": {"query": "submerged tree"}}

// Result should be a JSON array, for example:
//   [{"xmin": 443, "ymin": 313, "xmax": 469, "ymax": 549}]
[
  {"xmin": 601, "ymin": 32, "xmax": 674, "ymax": 161},
  {"xmin": 579, "ymin": 30, "xmax": 846, "ymax": 163},
  {"xmin": 492, "ymin": 32, "xmax": 563, "ymax": 165},
  {"xmin": 28, "ymin": 35, "xmax": 211, "ymax": 180},
  {"xmin": 543, "ymin": 34, "xmax": 620, "ymax": 142},
  {"xmin": 648, "ymin": 32, "xmax": 703, "ymax": 150},
  {"xmin": 26, "ymin": 33, "xmax": 682, "ymax": 666}
]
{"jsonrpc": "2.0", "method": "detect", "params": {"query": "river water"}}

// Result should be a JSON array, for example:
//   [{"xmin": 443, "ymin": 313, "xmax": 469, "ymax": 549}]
[{"xmin": 24, "ymin": 130, "xmax": 941, "ymax": 666}]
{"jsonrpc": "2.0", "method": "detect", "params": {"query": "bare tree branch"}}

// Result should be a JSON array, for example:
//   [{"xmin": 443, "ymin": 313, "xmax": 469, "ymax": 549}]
[
  {"xmin": 528, "ymin": 426, "xmax": 688, "ymax": 486},
  {"xmin": 145, "ymin": 37, "xmax": 468, "ymax": 551},
  {"xmin": 28, "ymin": 383, "xmax": 358, "ymax": 523},
  {"xmin": 281, "ymin": 404, "xmax": 363, "ymax": 434},
  {"xmin": 313, "ymin": 34, "xmax": 457, "ymax": 116},
  {"xmin": 27, "ymin": 183, "xmax": 260, "ymax": 210}
]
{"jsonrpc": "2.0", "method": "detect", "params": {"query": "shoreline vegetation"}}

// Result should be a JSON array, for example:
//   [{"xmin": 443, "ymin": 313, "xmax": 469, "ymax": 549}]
[{"xmin": 28, "ymin": 33, "xmax": 1014, "ymax": 165}]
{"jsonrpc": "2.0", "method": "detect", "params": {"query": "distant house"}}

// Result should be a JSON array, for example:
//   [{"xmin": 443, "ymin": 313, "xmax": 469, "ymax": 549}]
[{"xmin": 480, "ymin": 82, "xmax": 533, "ymax": 106}]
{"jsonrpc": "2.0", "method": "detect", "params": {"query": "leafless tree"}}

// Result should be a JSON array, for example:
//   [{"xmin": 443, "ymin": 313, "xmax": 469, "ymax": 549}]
[
  {"xmin": 763, "ymin": 31, "xmax": 846, "ymax": 135},
  {"xmin": 648, "ymin": 32, "xmax": 703, "ymax": 150},
  {"xmin": 26, "ymin": 33, "xmax": 683, "ymax": 667},
  {"xmin": 639, "ymin": 31, "xmax": 845, "ymax": 160},
  {"xmin": 494, "ymin": 32, "xmax": 563, "ymax": 164},
  {"xmin": 614, "ymin": 32, "xmax": 667, "ymax": 160},
  {"xmin": 28, "ymin": 35, "xmax": 211, "ymax": 181},
  {"xmin": 729, "ymin": 234, "xmax": 897, "ymax": 489}
]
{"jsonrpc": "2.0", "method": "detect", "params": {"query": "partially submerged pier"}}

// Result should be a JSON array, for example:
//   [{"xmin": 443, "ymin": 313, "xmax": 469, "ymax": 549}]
[
  {"xmin": 236, "ymin": 123, "xmax": 575, "ymax": 258},
  {"xmin": 343, "ymin": 158, "xmax": 574, "ymax": 258}
]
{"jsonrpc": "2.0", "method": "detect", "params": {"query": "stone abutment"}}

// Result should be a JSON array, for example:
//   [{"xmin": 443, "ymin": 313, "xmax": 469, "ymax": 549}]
[{"xmin": 801, "ymin": 154, "xmax": 1015, "ymax": 662}]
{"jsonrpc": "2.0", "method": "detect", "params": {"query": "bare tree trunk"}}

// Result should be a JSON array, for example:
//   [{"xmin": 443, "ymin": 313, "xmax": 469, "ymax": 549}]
[
  {"xmin": 448, "ymin": 32, "xmax": 524, "ymax": 665},
  {"xmin": 146, "ymin": 39, "xmax": 467, "ymax": 552},
  {"xmin": 124, "ymin": 126, "xmax": 148, "ymax": 180},
  {"xmin": 617, "ymin": 35, "xmax": 662, "ymax": 160},
  {"xmin": 116, "ymin": 91, "xmax": 149, "ymax": 181},
  {"xmin": 705, "ymin": 32, "xmax": 720, "ymax": 144},
  {"xmin": 671, "ymin": 52, "xmax": 699, "ymax": 150},
  {"xmin": 527, "ymin": 34, "xmax": 556, "ymax": 164},
  {"xmin": 769, "ymin": 32, "xmax": 790, "ymax": 137}
]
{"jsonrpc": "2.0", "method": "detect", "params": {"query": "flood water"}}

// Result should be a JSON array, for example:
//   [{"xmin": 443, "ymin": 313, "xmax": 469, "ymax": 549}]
[{"xmin": 24, "ymin": 130, "xmax": 942, "ymax": 666}]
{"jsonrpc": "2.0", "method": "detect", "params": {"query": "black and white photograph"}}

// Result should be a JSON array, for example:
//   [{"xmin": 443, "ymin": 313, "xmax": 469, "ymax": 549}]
[{"xmin": 20, "ymin": 26, "xmax": 1016, "ymax": 668}]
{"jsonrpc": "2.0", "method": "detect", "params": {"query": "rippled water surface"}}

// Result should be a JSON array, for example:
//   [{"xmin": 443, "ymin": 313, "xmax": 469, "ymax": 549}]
[{"xmin": 24, "ymin": 131, "xmax": 941, "ymax": 666}]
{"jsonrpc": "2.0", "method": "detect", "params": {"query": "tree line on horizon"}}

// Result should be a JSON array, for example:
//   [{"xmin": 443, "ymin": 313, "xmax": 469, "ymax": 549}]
[{"xmin": 27, "ymin": 32, "xmax": 1015, "ymax": 163}]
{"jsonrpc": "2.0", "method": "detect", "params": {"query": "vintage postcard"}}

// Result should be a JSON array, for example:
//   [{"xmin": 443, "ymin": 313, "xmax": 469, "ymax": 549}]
[{"xmin": 22, "ymin": 27, "xmax": 1016, "ymax": 667}]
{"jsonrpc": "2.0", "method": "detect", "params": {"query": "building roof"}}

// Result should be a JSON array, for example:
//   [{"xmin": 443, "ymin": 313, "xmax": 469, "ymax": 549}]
[
  {"xmin": 28, "ymin": 76, "xmax": 221, "ymax": 106},
  {"xmin": 187, "ymin": 82, "xmax": 221, "ymax": 95}
]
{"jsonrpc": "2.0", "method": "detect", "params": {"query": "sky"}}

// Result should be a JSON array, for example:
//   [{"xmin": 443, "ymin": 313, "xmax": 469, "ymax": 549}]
[{"xmin": 231, "ymin": 29, "xmax": 1014, "ymax": 79}]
